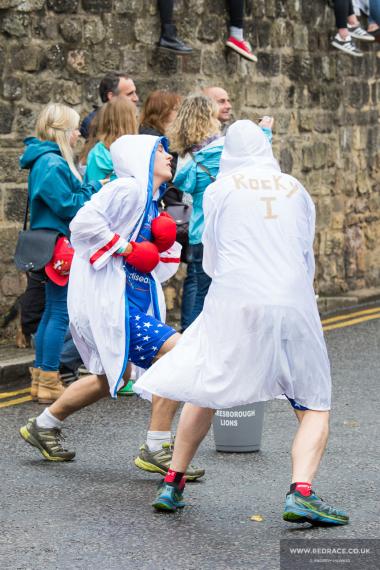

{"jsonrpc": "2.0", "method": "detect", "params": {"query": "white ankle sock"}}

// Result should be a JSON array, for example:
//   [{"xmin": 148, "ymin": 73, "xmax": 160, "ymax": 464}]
[
  {"xmin": 146, "ymin": 431, "xmax": 172, "ymax": 452},
  {"xmin": 36, "ymin": 408, "xmax": 63, "ymax": 429},
  {"xmin": 230, "ymin": 26, "xmax": 243, "ymax": 41}
]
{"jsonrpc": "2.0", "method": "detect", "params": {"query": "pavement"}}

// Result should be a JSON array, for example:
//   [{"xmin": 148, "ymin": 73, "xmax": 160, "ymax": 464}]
[{"xmin": 0, "ymin": 310, "xmax": 379, "ymax": 569}]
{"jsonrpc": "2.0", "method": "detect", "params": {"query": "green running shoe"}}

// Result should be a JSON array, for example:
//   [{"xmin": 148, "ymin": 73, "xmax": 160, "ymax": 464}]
[
  {"xmin": 117, "ymin": 380, "xmax": 135, "ymax": 397},
  {"xmin": 19, "ymin": 417, "xmax": 75, "ymax": 462},
  {"xmin": 134, "ymin": 442, "xmax": 205, "ymax": 481},
  {"xmin": 152, "ymin": 481, "xmax": 186, "ymax": 512},
  {"xmin": 283, "ymin": 490, "xmax": 349, "ymax": 526}
]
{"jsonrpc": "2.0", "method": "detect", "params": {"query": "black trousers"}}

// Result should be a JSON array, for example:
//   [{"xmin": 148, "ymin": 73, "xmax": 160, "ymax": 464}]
[
  {"xmin": 158, "ymin": 0, "xmax": 245, "ymax": 29},
  {"xmin": 333, "ymin": 0, "xmax": 354, "ymax": 28},
  {"xmin": 20, "ymin": 272, "xmax": 45, "ymax": 337}
]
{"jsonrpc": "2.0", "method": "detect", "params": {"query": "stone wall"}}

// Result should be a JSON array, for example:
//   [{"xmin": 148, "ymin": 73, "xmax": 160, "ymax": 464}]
[{"xmin": 0, "ymin": 0, "xmax": 379, "ymax": 336}]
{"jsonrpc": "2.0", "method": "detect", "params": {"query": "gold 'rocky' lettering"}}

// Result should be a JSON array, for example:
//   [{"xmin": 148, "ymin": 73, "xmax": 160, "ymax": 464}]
[
  {"xmin": 248, "ymin": 178, "xmax": 260, "ymax": 190},
  {"xmin": 233, "ymin": 174, "xmax": 248, "ymax": 189},
  {"xmin": 260, "ymin": 179, "xmax": 272, "ymax": 190},
  {"xmin": 260, "ymin": 197, "xmax": 278, "ymax": 219},
  {"xmin": 272, "ymin": 175, "xmax": 287, "ymax": 191}
]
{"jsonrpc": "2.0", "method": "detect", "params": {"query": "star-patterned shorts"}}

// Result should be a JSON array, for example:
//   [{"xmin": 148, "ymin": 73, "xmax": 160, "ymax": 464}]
[{"xmin": 128, "ymin": 304, "xmax": 176, "ymax": 369}]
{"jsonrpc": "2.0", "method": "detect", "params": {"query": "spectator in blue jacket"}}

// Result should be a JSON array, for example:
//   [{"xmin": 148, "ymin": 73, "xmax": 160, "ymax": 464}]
[
  {"xmin": 169, "ymin": 94, "xmax": 273, "ymax": 328},
  {"xmin": 19, "ymin": 103, "xmax": 102, "ymax": 405}
]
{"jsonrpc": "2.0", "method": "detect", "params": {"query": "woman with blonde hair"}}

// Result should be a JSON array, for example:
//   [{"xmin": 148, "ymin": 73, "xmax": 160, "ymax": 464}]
[
  {"xmin": 19, "ymin": 103, "xmax": 102, "ymax": 404},
  {"xmin": 169, "ymin": 94, "xmax": 223, "ymax": 327},
  {"xmin": 170, "ymin": 95, "xmax": 274, "ymax": 328},
  {"xmin": 83, "ymin": 96, "xmax": 138, "ymax": 182}
]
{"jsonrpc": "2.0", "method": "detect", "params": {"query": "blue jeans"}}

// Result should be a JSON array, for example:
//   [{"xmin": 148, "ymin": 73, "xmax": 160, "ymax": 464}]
[
  {"xmin": 60, "ymin": 329, "xmax": 83, "ymax": 372},
  {"xmin": 34, "ymin": 281, "xmax": 69, "ymax": 371},
  {"xmin": 369, "ymin": 0, "xmax": 380, "ymax": 25},
  {"xmin": 180, "ymin": 262, "xmax": 197, "ymax": 331},
  {"xmin": 187, "ymin": 243, "xmax": 212, "ymax": 326}
]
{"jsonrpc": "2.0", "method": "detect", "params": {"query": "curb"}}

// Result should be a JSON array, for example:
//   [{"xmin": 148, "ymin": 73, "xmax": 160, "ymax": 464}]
[{"xmin": 0, "ymin": 347, "xmax": 33, "ymax": 390}]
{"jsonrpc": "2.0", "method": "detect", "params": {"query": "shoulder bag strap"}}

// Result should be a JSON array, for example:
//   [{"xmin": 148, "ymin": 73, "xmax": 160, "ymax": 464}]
[{"xmin": 23, "ymin": 193, "xmax": 29, "ymax": 231}]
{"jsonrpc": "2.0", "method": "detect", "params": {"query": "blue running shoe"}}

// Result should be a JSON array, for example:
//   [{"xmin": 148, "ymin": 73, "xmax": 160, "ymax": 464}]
[
  {"xmin": 283, "ymin": 490, "xmax": 349, "ymax": 525},
  {"xmin": 152, "ymin": 482, "xmax": 186, "ymax": 512}
]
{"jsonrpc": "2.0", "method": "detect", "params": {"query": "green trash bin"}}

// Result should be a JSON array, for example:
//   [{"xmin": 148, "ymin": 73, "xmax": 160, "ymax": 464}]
[{"xmin": 213, "ymin": 402, "xmax": 265, "ymax": 452}]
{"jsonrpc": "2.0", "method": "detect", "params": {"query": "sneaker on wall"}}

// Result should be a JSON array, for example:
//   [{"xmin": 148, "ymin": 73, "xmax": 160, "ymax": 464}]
[
  {"xmin": 225, "ymin": 36, "xmax": 258, "ymax": 62},
  {"xmin": 347, "ymin": 25, "xmax": 375, "ymax": 42},
  {"xmin": 331, "ymin": 34, "xmax": 364, "ymax": 57}
]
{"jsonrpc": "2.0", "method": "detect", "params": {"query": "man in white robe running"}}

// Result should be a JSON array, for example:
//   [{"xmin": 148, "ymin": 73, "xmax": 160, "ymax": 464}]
[
  {"xmin": 19, "ymin": 135, "xmax": 204, "ymax": 481},
  {"xmin": 134, "ymin": 121, "xmax": 349, "ymax": 525}
]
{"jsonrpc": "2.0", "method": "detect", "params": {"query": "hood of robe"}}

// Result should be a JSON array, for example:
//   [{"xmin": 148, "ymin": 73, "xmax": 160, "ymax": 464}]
[
  {"xmin": 218, "ymin": 120, "xmax": 280, "ymax": 178},
  {"xmin": 110, "ymin": 134, "xmax": 169, "ymax": 199}
]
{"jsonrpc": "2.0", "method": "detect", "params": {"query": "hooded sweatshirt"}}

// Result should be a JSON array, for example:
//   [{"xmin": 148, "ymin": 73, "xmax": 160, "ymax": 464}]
[{"xmin": 20, "ymin": 137, "xmax": 102, "ymax": 236}]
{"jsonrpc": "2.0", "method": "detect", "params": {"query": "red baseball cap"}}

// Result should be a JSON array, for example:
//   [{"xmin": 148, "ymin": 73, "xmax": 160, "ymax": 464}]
[{"xmin": 45, "ymin": 236, "xmax": 74, "ymax": 286}]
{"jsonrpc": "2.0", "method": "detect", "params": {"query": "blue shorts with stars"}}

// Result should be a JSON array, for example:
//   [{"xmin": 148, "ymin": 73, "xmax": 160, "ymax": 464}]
[{"xmin": 128, "ymin": 304, "xmax": 176, "ymax": 369}]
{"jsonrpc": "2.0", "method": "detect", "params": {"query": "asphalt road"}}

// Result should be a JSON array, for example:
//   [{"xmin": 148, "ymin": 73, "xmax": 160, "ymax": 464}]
[{"xmin": 1, "ymin": 318, "xmax": 379, "ymax": 570}]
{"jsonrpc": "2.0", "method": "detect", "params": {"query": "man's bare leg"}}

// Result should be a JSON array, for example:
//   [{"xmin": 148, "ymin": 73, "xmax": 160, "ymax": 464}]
[
  {"xmin": 170, "ymin": 404, "xmax": 215, "ymax": 472},
  {"xmin": 49, "ymin": 374, "xmax": 110, "ymax": 421},
  {"xmin": 135, "ymin": 333, "xmax": 205, "ymax": 480},
  {"xmin": 291, "ymin": 410, "xmax": 329, "ymax": 483},
  {"xmin": 283, "ymin": 408, "xmax": 348, "ymax": 525}
]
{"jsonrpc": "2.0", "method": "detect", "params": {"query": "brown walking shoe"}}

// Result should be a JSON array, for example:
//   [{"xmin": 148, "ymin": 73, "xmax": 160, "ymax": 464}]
[{"xmin": 37, "ymin": 370, "xmax": 66, "ymax": 404}]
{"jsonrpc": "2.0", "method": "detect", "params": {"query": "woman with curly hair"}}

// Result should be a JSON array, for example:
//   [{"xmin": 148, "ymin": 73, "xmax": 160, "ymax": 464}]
[{"xmin": 168, "ymin": 95, "xmax": 224, "ymax": 326}]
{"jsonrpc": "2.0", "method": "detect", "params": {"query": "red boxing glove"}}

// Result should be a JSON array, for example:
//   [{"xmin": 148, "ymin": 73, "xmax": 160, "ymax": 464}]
[
  {"xmin": 151, "ymin": 212, "xmax": 177, "ymax": 253},
  {"xmin": 124, "ymin": 241, "xmax": 160, "ymax": 273}
]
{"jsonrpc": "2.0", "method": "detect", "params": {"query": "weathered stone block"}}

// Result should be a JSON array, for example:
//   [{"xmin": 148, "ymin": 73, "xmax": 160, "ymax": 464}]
[
  {"xmin": 0, "ymin": 12, "xmax": 30, "ymax": 37},
  {"xmin": 67, "ymin": 49, "xmax": 90, "ymax": 74},
  {"xmin": 82, "ymin": 0, "xmax": 112, "ymax": 12},
  {"xmin": 13, "ymin": 45, "xmax": 45, "ymax": 72},
  {"xmin": 14, "ymin": 105, "xmax": 39, "ymax": 135},
  {"xmin": 59, "ymin": 18, "xmax": 82, "ymax": 43},
  {"xmin": 46, "ymin": 43, "xmax": 66, "ymax": 70},
  {"xmin": 121, "ymin": 48, "xmax": 147, "ymax": 75},
  {"xmin": 83, "ymin": 18, "xmax": 105, "ymax": 45},
  {"xmin": 0, "ymin": 104, "xmax": 15, "ymax": 134},
  {"xmin": 60, "ymin": 80, "xmax": 82, "ymax": 105},
  {"xmin": 246, "ymin": 82, "xmax": 271, "ymax": 108},
  {"xmin": 25, "ymin": 79, "xmax": 54, "ymax": 104},
  {"xmin": 1, "ymin": 271, "xmax": 26, "ymax": 297},
  {"xmin": 0, "ymin": 153, "xmax": 26, "ymax": 183},
  {"xmin": 15, "ymin": 0, "xmax": 45, "ymax": 11},
  {"xmin": 197, "ymin": 20, "xmax": 219, "ymax": 43},
  {"xmin": 47, "ymin": 0, "xmax": 78, "ymax": 13},
  {"xmin": 114, "ymin": 0, "xmax": 143, "ymax": 15},
  {"xmin": 256, "ymin": 52, "xmax": 280, "ymax": 77},
  {"xmin": 4, "ymin": 186, "xmax": 26, "ymax": 223},
  {"xmin": 2, "ymin": 77, "xmax": 23, "ymax": 101}
]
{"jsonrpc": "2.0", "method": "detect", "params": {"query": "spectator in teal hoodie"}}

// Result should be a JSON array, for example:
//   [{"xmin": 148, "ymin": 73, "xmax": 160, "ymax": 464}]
[
  {"xmin": 170, "ymin": 94, "xmax": 273, "ymax": 327},
  {"xmin": 82, "ymin": 97, "xmax": 138, "ymax": 183},
  {"xmin": 19, "ymin": 103, "xmax": 102, "ymax": 405}
]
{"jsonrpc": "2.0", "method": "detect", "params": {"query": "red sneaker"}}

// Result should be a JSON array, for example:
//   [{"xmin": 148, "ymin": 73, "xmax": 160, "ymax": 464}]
[{"xmin": 225, "ymin": 36, "xmax": 258, "ymax": 62}]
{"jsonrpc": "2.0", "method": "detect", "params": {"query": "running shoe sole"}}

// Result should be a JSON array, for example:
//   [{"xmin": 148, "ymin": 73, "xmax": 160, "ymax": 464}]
[
  {"xmin": 226, "ymin": 41, "xmax": 258, "ymax": 62},
  {"xmin": 19, "ymin": 426, "xmax": 72, "ymax": 462},
  {"xmin": 283, "ymin": 508, "xmax": 349, "ymax": 525},
  {"xmin": 134, "ymin": 456, "xmax": 202, "ymax": 481}
]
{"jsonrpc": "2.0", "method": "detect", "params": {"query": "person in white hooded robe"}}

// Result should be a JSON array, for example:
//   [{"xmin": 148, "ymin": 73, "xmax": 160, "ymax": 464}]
[
  {"xmin": 134, "ymin": 121, "xmax": 349, "ymax": 526},
  {"xmin": 19, "ymin": 134, "xmax": 205, "ymax": 481}
]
